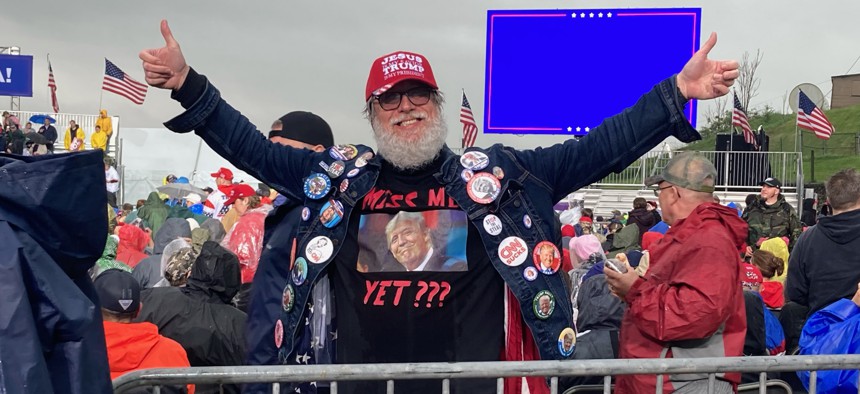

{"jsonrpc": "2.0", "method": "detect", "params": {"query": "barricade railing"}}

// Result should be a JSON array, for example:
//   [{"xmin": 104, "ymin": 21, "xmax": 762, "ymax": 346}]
[{"xmin": 113, "ymin": 355, "xmax": 860, "ymax": 394}]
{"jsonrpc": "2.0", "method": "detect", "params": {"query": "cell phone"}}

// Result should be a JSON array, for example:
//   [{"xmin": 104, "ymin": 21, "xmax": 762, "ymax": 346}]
[{"xmin": 605, "ymin": 258, "xmax": 628, "ymax": 274}]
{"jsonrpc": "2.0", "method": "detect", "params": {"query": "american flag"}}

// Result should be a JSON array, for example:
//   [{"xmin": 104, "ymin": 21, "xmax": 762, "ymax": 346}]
[
  {"xmin": 102, "ymin": 58, "xmax": 148, "ymax": 105},
  {"xmin": 732, "ymin": 93, "xmax": 758, "ymax": 149},
  {"xmin": 797, "ymin": 90, "xmax": 834, "ymax": 140},
  {"xmin": 460, "ymin": 92, "xmax": 478, "ymax": 149},
  {"xmin": 48, "ymin": 57, "xmax": 59, "ymax": 113}
]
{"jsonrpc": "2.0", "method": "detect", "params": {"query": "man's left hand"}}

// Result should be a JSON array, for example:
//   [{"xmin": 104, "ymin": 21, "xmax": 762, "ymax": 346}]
[
  {"xmin": 604, "ymin": 261, "xmax": 640, "ymax": 299},
  {"xmin": 677, "ymin": 32, "xmax": 739, "ymax": 100}
]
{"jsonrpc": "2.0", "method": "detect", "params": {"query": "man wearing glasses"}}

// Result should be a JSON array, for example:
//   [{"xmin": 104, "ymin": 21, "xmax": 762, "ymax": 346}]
[
  {"xmin": 140, "ymin": 20, "xmax": 738, "ymax": 394},
  {"xmin": 604, "ymin": 152, "xmax": 748, "ymax": 393}
]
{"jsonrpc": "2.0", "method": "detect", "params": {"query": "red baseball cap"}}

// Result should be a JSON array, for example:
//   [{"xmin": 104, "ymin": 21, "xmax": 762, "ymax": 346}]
[
  {"xmin": 210, "ymin": 167, "xmax": 234, "ymax": 181},
  {"xmin": 224, "ymin": 183, "xmax": 255, "ymax": 206},
  {"xmin": 741, "ymin": 263, "xmax": 763, "ymax": 287},
  {"xmin": 365, "ymin": 51, "xmax": 438, "ymax": 101}
]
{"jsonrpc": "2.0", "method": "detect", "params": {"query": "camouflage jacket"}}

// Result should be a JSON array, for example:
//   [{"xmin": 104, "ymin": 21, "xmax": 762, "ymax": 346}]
[{"xmin": 743, "ymin": 195, "xmax": 802, "ymax": 251}]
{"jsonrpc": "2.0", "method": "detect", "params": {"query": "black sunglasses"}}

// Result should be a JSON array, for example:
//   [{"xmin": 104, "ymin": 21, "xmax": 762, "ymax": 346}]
[{"xmin": 373, "ymin": 87, "xmax": 435, "ymax": 111}]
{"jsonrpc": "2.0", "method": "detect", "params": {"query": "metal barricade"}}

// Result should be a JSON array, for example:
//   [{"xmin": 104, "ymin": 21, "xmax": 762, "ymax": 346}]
[{"xmin": 113, "ymin": 355, "xmax": 860, "ymax": 394}]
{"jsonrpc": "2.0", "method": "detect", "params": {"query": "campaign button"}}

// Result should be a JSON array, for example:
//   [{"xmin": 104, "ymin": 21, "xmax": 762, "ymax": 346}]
[
  {"xmin": 346, "ymin": 168, "xmax": 360, "ymax": 178},
  {"xmin": 460, "ymin": 151, "xmax": 489, "ymax": 171},
  {"xmin": 292, "ymin": 257, "xmax": 308, "ymax": 286},
  {"xmin": 360, "ymin": 151, "xmax": 374, "ymax": 161},
  {"xmin": 339, "ymin": 179, "xmax": 350, "ymax": 193},
  {"xmin": 558, "ymin": 327, "xmax": 576, "ymax": 357},
  {"xmin": 492, "ymin": 166, "xmax": 505, "ymax": 180},
  {"xmin": 534, "ymin": 241, "xmax": 561, "ymax": 275},
  {"xmin": 498, "ymin": 236, "xmax": 528, "ymax": 267},
  {"xmin": 466, "ymin": 172, "xmax": 501, "ymax": 204},
  {"xmin": 305, "ymin": 236, "xmax": 334, "ymax": 264},
  {"xmin": 303, "ymin": 173, "xmax": 331, "ymax": 200},
  {"xmin": 533, "ymin": 290, "xmax": 555, "ymax": 320},
  {"xmin": 327, "ymin": 160, "xmax": 345, "ymax": 178},
  {"xmin": 523, "ymin": 266, "xmax": 539, "ymax": 281},
  {"xmin": 354, "ymin": 157, "xmax": 367, "ymax": 168},
  {"xmin": 483, "ymin": 214, "xmax": 503, "ymax": 236},
  {"xmin": 274, "ymin": 319, "xmax": 284, "ymax": 348},
  {"xmin": 301, "ymin": 207, "xmax": 311, "ymax": 221},
  {"xmin": 460, "ymin": 169, "xmax": 474, "ymax": 182},
  {"xmin": 319, "ymin": 199, "xmax": 344, "ymax": 228},
  {"xmin": 282, "ymin": 284, "xmax": 295, "ymax": 312},
  {"xmin": 330, "ymin": 144, "xmax": 358, "ymax": 161},
  {"xmin": 523, "ymin": 214, "xmax": 532, "ymax": 228}
]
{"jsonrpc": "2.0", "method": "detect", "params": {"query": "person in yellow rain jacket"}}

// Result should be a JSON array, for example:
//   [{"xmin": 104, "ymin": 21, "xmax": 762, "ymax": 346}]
[
  {"xmin": 96, "ymin": 109, "xmax": 114, "ymax": 153},
  {"xmin": 64, "ymin": 120, "xmax": 86, "ymax": 151},
  {"xmin": 91, "ymin": 125, "xmax": 108, "ymax": 151}
]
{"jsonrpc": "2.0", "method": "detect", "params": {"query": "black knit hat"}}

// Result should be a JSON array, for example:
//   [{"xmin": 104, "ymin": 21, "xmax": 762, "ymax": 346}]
[{"xmin": 268, "ymin": 111, "xmax": 334, "ymax": 148}]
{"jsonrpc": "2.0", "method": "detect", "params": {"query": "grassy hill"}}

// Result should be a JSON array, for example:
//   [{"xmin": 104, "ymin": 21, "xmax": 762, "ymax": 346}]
[{"xmin": 683, "ymin": 104, "xmax": 860, "ymax": 183}]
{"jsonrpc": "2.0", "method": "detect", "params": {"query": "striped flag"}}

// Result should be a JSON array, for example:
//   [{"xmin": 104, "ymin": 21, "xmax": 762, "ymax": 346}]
[
  {"xmin": 731, "ymin": 93, "xmax": 758, "ymax": 149},
  {"xmin": 797, "ymin": 90, "xmax": 834, "ymax": 140},
  {"xmin": 460, "ymin": 92, "xmax": 478, "ymax": 149},
  {"xmin": 48, "ymin": 57, "xmax": 59, "ymax": 113},
  {"xmin": 102, "ymin": 58, "xmax": 148, "ymax": 105}
]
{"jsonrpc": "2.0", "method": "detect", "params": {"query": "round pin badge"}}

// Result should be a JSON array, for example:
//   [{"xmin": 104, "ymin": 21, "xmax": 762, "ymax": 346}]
[
  {"xmin": 303, "ymin": 173, "xmax": 331, "ymax": 200},
  {"xmin": 460, "ymin": 151, "xmax": 489, "ymax": 171},
  {"xmin": 483, "ymin": 214, "xmax": 503, "ymax": 236},
  {"xmin": 461, "ymin": 169, "xmax": 474, "ymax": 182},
  {"xmin": 282, "ymin": 284, "xmax": 295, "ymax": 312},
  {"xmin": 354, "ymin": 157, "xmax": 367, "ymax": 168},
  {"xmin": 523, "ymin": 214, "xmax": 533, "ymax": 229},
  {"xmin": 327, "ymin": 160, "xmax": 345, "ymax": 178},
  {"xmin": 498, "ymin": 236, "xmax": 528, "ymax": 267},
  {"xmin": 274, "ymin": 319, "xmax": 284, "ymax": 349},
  {"xmin": 558, "ymin": 327, "xmax": 576, "ymax": 357},
  {"xmin": 330, "ymin": 144, "xmax": 358, "ymax": 161},
  {"xmin": 346, "ymin": 168, "xmax": 360, "ymax": 178},
  {"xmin": 466, "ymin": 172, "xmax": 501, "ymax": 204},
  {"xmin": 492, "ymin": 166, "xmax": 505, "ymax": 180},
  {"xmin": 533, "ymin": 290, "xmax": 556, "ymax": 320},
  {"xmin": 339, "ymin": 179, "xmax": 350, "ymax": 193},
  {"xmin": 319, "ymin": 199, "xmax": 345, "ymax": 228},
  {"xmin": 523, "ymin": 266, "xmax": 539, "ymax": 282},
  {"xmin": 301, "ymin": 207, "xmax": 311, "ymax": 221},
  {"xmin": 360, "ymin": 151, "xmax": 374, "ymax": 161},
  {"xmin": 292, "ymin": 257, "xmax": 308, "ymax": 286},
  {"xmin": 533, "ymin": 241, "xmax": 561, "ymax": 275},
  {"xmin": 305, "ymin": 236, "xmax": 334, "ymax": 264}
]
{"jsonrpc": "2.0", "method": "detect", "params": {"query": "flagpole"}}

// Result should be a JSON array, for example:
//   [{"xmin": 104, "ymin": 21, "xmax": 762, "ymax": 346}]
[
  {"xmin": 99, "ymin": 90, "xmax": 104, "ymax": 112},
  {"xmin": 461, "ymin": 88, "xmax": 466, "ymax": 151}
]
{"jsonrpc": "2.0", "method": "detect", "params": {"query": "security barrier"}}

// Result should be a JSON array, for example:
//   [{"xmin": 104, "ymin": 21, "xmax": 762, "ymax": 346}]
[{"xmin": 113, "ymin": 355, "xmax": 860, "ymax": 394}]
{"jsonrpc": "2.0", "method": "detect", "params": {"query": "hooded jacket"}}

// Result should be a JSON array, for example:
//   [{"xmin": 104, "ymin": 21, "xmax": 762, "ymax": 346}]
[
  {"xmin": 137, "ymin": 191, "xmax": 170, "ymax": 234},
  {"xmin": 91, "ymin": 129, "xmax": 108, "ymax": 151},
  {"xmin": 617, "ymin": 203, "xmax": 747, "ymax": 393},
  {"xmin": 201, "ymin": 218, "xmax": 227, "ymax": 243},
  {"xmin": 221, "ymin": 205, "xmax": 272, "ymax": 283},
  {"xmin": 0, "ymin": 150, "xmax": 113, "ymax": 394},
  {"xmin": 786, "ymin": 208, "xmax": 860, "ymax": 314},
  {"xmin": 63, "ymin": 125, "xmax": 86, "ymax": 151},
  {"xmin": 132, "ymin": 217, "xmax": 192, "ymax": 288},
  {"xmin": 92, "ymin": 235, "xmax": 131, "ymax": 280},
  {"xmin": 96, "ymin": 109, "xmax": 113, "ymax": 137},
  {"xmin": 116, "ymin": 224, "xmax": 151, "ymax": 268},
  {"xmin": 136, "ymin": 241, "xmax": 246, "ymax": 371},
  {"xmin": 103, "ymin": 320, "xmax": 193, "ymax": 393},
  {"xmin": 627, "ymin": 207, "xmax": 658, "ymax": 244}
]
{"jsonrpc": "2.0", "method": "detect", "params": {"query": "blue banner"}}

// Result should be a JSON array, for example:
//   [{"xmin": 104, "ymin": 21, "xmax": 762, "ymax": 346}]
[{"xmin": 0, "ymin": 54, "xmax": 34, "ymax": 97}]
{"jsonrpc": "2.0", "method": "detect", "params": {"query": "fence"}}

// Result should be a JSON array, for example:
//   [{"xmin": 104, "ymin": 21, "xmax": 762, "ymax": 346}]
[
  {"xmin": 113, "ymin": 355, "xmax": 860, "ymax": 394},
  {"xmin": 8, "ymin": 110, "xmax": 120, "ymax": 152}
]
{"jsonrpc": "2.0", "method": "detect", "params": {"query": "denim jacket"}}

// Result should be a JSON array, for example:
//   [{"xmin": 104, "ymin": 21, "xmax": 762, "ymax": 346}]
[{"xmin": 164, "ymin": 69, "xmax": 700, "ymax": 363}]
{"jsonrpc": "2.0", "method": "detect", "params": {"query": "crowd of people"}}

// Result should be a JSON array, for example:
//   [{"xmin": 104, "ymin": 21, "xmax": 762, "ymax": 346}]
[
  {"xmin": 1, "ymin": 109, "xmax": 115, "ymax": 155},
  {"xmin": 6, "ymin": 19, "xmax": 860, "ymax": 394}
]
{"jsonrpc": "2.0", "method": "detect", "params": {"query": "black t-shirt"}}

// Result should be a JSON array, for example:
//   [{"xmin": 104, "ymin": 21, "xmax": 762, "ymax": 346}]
[{"xmin": 330, "ymin": 156, "xmax": 504, "ymax": 393}]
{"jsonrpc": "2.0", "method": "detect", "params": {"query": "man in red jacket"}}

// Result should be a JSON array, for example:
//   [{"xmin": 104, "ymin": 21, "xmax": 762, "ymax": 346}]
[
  {"xmin": 605, "ymin": 152, "xmax": 747, "ymax": 393},
  {"xmin": 96, "ymin": 269, "xmax": 193, "ymax": 393}
]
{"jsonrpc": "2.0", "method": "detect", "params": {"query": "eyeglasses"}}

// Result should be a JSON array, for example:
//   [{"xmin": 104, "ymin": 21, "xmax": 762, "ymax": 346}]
[
  {"xmin": 652, "ymin": 185, "xmax": 673, "ymax": 197},
  {"xmin": 373, "ymin": 87, "xmax": 435, "ymax": 111}
]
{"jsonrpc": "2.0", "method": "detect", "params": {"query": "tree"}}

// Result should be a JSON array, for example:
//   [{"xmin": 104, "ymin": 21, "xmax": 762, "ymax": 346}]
[{"xmin": 736, "ymin": 50, "xmax": 764, "ymax": 111}]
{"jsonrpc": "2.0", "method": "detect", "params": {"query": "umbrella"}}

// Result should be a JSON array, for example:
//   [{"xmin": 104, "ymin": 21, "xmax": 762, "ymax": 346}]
[
  {"xmin": 29, "ymin": 114, "xmax": 56, "ymax": 124},
  {"xmin": 25, "ymin": 131, "xmax": 48, "ymax": 144},
  {"xmin": 157, "ymin": 183, "xmax": 207, "ymax": 200}
]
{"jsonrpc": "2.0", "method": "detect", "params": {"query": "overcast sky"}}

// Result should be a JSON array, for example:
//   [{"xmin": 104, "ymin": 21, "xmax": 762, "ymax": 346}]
[{"xmin": 4, "ymin": 0, "xmax": 860, "ymax": 175}]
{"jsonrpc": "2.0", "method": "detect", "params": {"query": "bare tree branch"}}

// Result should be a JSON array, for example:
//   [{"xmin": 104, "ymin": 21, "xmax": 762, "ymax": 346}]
[{"xmin": 736, "ymin": 49, "xmax": 764, "ymax": 111}]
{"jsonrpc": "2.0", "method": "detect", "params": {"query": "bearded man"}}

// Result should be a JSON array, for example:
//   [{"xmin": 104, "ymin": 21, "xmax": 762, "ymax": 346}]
[{"xmin": 140, "ymin": 20, "xmax": 738, "ymax": 394}]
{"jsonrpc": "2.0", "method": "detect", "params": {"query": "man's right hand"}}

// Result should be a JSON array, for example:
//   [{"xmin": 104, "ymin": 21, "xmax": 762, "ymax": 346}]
[{"xmin": 139, "ymin": 20, "xmax": 190, "ymax": 91}]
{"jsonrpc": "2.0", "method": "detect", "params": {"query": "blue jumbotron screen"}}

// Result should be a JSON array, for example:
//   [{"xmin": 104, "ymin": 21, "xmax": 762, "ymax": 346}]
[{"xmin": 484, "ymin": 8, "xmax": 700, "ymax": 136}]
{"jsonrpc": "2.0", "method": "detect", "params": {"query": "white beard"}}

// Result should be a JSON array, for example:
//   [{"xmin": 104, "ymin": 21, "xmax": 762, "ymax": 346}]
[{"xmin": 372, "ymin": 111, "xmax": 448, "ymax": 171}]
